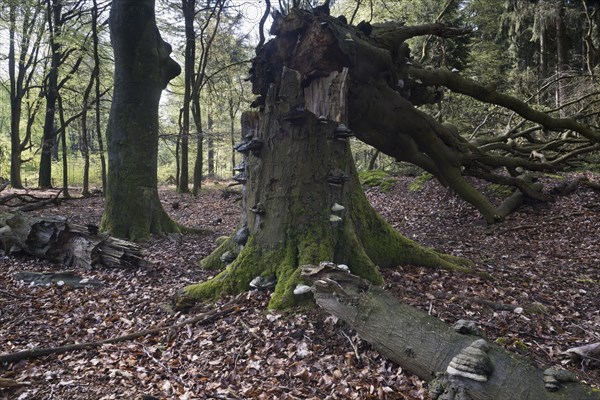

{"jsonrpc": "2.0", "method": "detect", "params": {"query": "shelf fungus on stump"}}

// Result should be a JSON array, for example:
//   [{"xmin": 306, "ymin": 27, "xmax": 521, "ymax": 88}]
[
  {"xmin": 233, "ymin": 172, "xmax": 248, "ymax": 184},
  {"xmin": 331, "ymin": 203, "xmax": 345, "ymax": 212},
  {"xmin": 234, "ymin": 226, "xmax": 249, "ymax": 246},
  {"xmin": 250, "ymin": 203, "xmax": 266, "ymax": 215},
  {"xmin": 453, "ymin": 320, "xmax": 481, "ymax": 336},
  {"xmin": 446, "ymin": 339, "xmax": 492, "ymax": 382},
  {"xmin": 327, "ymin": 169, "xmax": 350, "ymax": 186},
  {"xmin": 333, "ymin": 123, "xmax": 353, "ymax": 139},
  {"xmin": 234, "ymin": 138, "xmax": 263, "ymax": 156},
  {"xmin": 283, "ymin": 107, "xmax": 310, "ymax": 124},
  {"xmin": 220, "ymin": 250, "xmax": 237, "ymax": 264},
  {"xmin": 233, "ymin": 162, "xmax": 246, "ymax": 172},
  {"xmin": 249, "ymin": 275, "xmax": 277, "ymax": 290},
  {"xmin": 543, "ymin": 366, "xmax": 578, "ymax": 392}
]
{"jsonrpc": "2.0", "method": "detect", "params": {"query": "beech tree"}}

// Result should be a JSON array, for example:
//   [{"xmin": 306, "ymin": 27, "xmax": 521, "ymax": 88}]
[
  {"xmin": 175, "ymin": 4, "xmax": 599, "ymax": 398},
  {"xmin": 4, "ymin": 0, "xmax": 46, "ymax": 189},
  {"xmin": 179, "ymin": 4, "xmax": 600, "ymax": 303},
  {"xmin": 100, "ymin": 0, "xmax": 182, "ymax": 240}
]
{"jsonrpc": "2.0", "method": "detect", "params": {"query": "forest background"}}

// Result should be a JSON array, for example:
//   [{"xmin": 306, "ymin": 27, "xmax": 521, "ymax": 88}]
[{"xmin": 1, "ymin": 0, "xmax": 598, "ymax": 194}]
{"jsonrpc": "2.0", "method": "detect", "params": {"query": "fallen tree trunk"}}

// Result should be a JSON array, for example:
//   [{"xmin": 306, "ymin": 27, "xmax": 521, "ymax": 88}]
[
  {"xmin": 0, "ymin": 212, "xmax": 150, "ymax": 269},
  {"xmin": 302, "ymin": 264, "xmax": 600, "ymax": 400}
]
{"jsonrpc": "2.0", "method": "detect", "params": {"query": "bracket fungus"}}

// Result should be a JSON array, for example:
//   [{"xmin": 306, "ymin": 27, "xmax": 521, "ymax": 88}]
[{"xmin": 446, "ymin": 339, "xmax": 492, "ymax": 382}]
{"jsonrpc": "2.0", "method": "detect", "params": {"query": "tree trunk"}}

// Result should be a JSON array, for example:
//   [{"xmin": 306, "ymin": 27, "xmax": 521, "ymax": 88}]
[
  {"xmin": 101, "ymin": 0, "xmax": 182, "ymax": 241},
  {"xmin": 178, "ymin": 0, "xmax": 195, "ymax": 194},
  {"xmin": 8, "ymin": 2, "xmax": 23, "ymax": 189},
  {"xmin": 555, "ymin": 1, "xmax": 568, "ymax": 118},
  {"xmin": 0, "ymin": 212, "xmax": 149, "ymax": 270},
  {"xmin": 538, "ymin": 21, "xmax": 548, "ymax": 105},
  {"xmin": 39, "ymin": 0, "xmax": 62, "ymax": 189},
  {"xmin": 207, "ymin": 114, "xmax": 215, "ymax": 176},
  {"xmin": 180, "ymin": 67, "xmax": 470, "ymax": 309},
  {"xmin": 245, "ymin": 8, "xmax": 600, "ymax": 223},
  {"xmin": 91, "ymin": 0, "xmax": 107, "ymax": 192},
  {"xmin": 56, "ymin": 95, "xmax": 71, "ymax": 198},
  {"xmin": 229, "ymin": 96, "xmax": 237, "ymax": 172},
  {"xmin": 8, "ymin": 2, "xmax": 44, "ymax": 190},
  {"xmin": 303, "ymin": 264, "xmax": 600, "ymax": 400}
]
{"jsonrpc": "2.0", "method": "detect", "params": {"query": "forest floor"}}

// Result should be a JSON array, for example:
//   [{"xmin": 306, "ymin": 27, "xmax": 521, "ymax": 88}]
[{"xmin": 0, "ymin": 173, "xmax": 599, "ymax": 399}]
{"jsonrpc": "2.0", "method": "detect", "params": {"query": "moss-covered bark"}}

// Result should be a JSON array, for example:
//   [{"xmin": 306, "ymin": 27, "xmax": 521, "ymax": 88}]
[
  {"xmin": 101, "ymin": 0, "xmax": 182, "ymax": 242},
  {"xmin": 180, "ymin": 68, "xmax": 470, "ymax": 309}
]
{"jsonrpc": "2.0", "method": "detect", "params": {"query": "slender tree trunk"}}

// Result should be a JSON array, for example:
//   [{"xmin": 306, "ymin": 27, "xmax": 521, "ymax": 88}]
[
  {"xmin": 81, "ymin": 123, "xmax": 91, "ymax": 196},
  {"xmin": 191, "ymin": 97, "xmax": 203, "ymax": 195},
  {"xmin": 367, "ymin": 149, "xmax": 379, "ymax": 170},
  {"xmin": 91, "ymin": 0, "xmax": 106, "ymax": 192},
  {"xmin": 538, "ymin": 22, "xmax": 548, "ymax": 105},
  {"xmin": 9, "ymin": 2, "xmax": 44, "ymax": 189},
  {"xmin": 206, "ymin": 114, "xmax": 214, "ymax": 176},
  {"xmin": 57, "ymin": 95, "xmax": 70, "ymax": 198},
  {"xmin": 229, "ymin": 97, "xmax": 237, "ymax": 171},
  {"xmin": 8, "ymin": 2, "xmax": 23, "ymax": 189},
  {"xmin": 80, "ymin": 52, "xmax": 98, "ymax": 198},
  {"xmin": 178, "ymin": 0, "xmax": 195, "ymax": 193},
  {"xmin": 555, "ymin": 1, "xmax": 568, "ymax": 117},
  {"xmin": 39, "ymin": 0, "xmax": 62, "ymax": 189},
  {"xmin": 101, "ymin": 0, "xmax": 182, "ymax": 241}
]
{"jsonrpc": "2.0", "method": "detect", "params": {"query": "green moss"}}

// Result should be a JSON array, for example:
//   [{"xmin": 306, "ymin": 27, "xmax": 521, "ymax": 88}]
[
  {"xmin": 184, "ymin": 237, "xmax": 309, "ymax": 309},
  {"xmin": 542, "ymin": 173, "xmax": 565, "ymax": 180},
  {"xmin": 486, "ymin": 183, "xmax": 513, "ymax": 197},
  {"xmin": 297, "ymin": 225, "xmax": 334, "ymax": 266},
  {"xmin": 495, "ymin": 337, "xmax": 508, "ymax": 345},
  {"xmin": 512, "ymin": 340, "xmax": 528, "ymax": 350},
  {"xmin": 269, "ymin": 246, "xmax": 302, "ymax": 309},
  {"xmin": 200, "ymin": 237, "xmax": 237, "ymax": 270},
  {"xmin": 215, "ymin": 236, "xmax": 229, "ymax": 246},
  {"xmin": 358, "ymin": 170, "xmax": 397, "ymax": 192},
  {"xmin": 575, "ymin": 278, "xmax": 599, "ymax": 284},
  {"xmin": 523, "ymin": 302, "xmax": 548, "ymax": 315},
  {"xmin": 408, "ymin": 172, "xmax": 433, "ymax": 192},
  {"xmin": 350, "ymin": 186, "xmax": 473, "ymax": 273}
]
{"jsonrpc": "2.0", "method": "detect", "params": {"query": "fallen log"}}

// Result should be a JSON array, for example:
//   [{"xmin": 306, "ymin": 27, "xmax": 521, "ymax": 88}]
[
  {"xmin": 14, "ymin": 271, "xmax": 103, "ymax": 288},
  {"xmin": 302, "ymin": 263, "xmax": 600, "ymax": 400},
  {"xmin": 0, "ymin": 212, "xmax": 150, "ymax": 269}
]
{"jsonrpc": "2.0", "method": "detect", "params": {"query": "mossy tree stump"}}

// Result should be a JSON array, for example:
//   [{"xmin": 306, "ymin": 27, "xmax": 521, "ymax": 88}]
[{"xmin": 182, "ymin": 68, "xmax": 469, "ymax": 309}]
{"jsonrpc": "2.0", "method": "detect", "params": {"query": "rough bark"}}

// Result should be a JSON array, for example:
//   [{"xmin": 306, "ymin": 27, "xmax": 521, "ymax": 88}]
[
  {"xmin": 8, "ymin": 2, "xmax": 43, "ymax": 190},
  {"xmin": 91, "ymin": 0, "xmax": 107, "ymax": 192},
  {"xmin": 303, "ymin": 264, "xmax": 600, "ymax": 400},
  {"xmin": 247, "ymin": 8, "xmax": 600, "ymax": 223},
  {"xmin": 0, "ymin": 212, "xmax": 150, "ymax": 270},
  {"xmin": 39, "ymin": 0, "xmax": 62, "ymax": 189},
  {"xmin": 101, "ymin": 0, "xmax": 182, "ymax": 241},
  {"xmin": 179, "ymin": 67, "xmax": 470, "ymax": 309}
]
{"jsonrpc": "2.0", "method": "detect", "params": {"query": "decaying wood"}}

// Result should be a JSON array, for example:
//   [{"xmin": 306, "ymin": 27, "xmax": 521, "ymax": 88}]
[
  {"xmin": 565, "ymin": 343, "xmax": 600, "ymax": 367},
  {"xmin": 0, "ymin": 190, "xmax": 62, "ymax": 209},
  {"xmin": 249, "ymin": 8, "xmax": 600, "ymax": 222},
  {"xmin": 0, "ymin": 297, "xmax": 241, "ymax": 364},
  {"xmin": 302, "ymin": 264, "xmax": 600, "ymax": 400},
  {"xmin": 15, "ymin": 190, "xmax": 63, "ymax": 212},
  {"xmin": 14, "ymin": 271, "xmax": 103, "ymax": 288},
  {"xmin": 0, "ymin": 212, "xmax": 150, "ymax": 270},
  {"xmin": 0, "ymin": 377, "xmax": 28, "ymax": 388}
]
